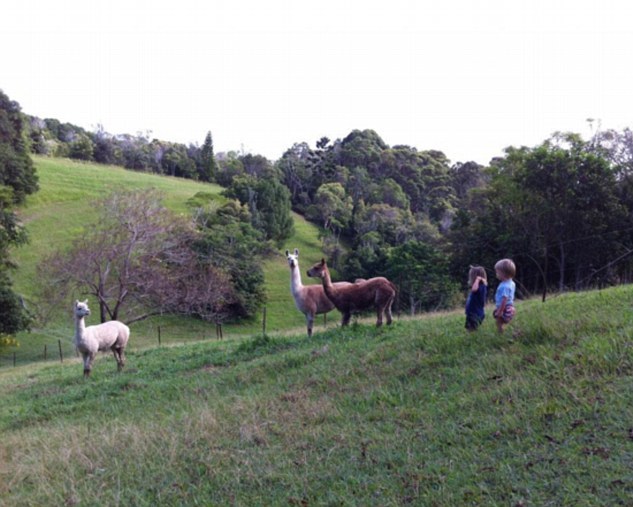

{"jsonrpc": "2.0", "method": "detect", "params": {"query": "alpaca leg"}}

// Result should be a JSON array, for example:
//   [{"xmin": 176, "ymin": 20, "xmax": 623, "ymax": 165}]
[
  {"xmin": 376, "ymin": 307, "xmax": 383, "ymax": 327},
  {"xmin": 341, "ymin": 311, "xmax": 351, "ymax": 326},
  {"xmin": 386, "ymin": 298, "xmax": 394, "ymax": 325},
  {"xmin": 306, "ymin": 313, "xmax": 314, "ymax": 337},
  {"xmin": 112, "ymin": 346, "xmax": 125, "ymax": 371},
  {"xmin": 83, "ymin": 352, "xmax": 95, "ymax": 378}
]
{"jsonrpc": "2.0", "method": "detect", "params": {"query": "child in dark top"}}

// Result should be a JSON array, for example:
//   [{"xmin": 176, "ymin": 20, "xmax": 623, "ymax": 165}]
[{"xmin": 465, "ymin": 265, "xmax": 488, "ymax": 331}]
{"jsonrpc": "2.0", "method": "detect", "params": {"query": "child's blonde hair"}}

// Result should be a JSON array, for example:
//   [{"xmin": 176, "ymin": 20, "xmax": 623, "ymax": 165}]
[
  {"xmin": 495, "ymin": 258, "xmax": 516, "ymax": 278},
  {"xmin": 468, "ymin": 265, "xmax": 487, "ymax": 286}
]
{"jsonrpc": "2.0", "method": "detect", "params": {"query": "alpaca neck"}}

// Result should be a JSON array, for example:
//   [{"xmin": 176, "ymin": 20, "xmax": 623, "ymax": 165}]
[
  {"xmin": 320, "ymin": 267, "xmax": 335, "ymax": 294},
  {"xmin": 290, "ymin": 265, "xmax": 304, "ymax": 296},
  {"xmin": 74, "ymin": 316, "xmax": 86, "ymax": 343}
]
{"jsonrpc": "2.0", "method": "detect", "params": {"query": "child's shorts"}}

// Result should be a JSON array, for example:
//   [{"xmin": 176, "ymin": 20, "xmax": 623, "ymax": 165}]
[
  {"xmin": 494, "ymin": 305, "xmax": 515, "ymax": 323},
  {"xmin": 465, "ymin": 313, "xmax": 484, "ymax": 330}
]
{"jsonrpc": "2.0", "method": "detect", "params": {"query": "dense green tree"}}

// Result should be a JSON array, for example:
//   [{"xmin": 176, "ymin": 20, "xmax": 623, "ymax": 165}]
[
  {"xmin": 338, "ymin": 129, "xmax": 387, "ymax": 172},
  {"xmin": 222, "ymin": 175, "xmax": 294, "ymax": 247},
  {"xmin": 353, "ymin": 203, "xmax": 416, "ymax": 246},
  {"xmin": 0, "ymin": 186, "xmax": 31, "ymax": 340},
  {"xmin": 161, "ymin": 144, "xmax": 196, "ymax": 178},
  {"xmin": 386, "ymin": 241, "xmax": 458, "ymax": 314},
  {"xmin": 216, "ymin": 152, "xmax": 245, "ymax": 187},
  {"xmin": 120, "ymin": 133, "xmax": 152, "ymax": 170},
  {"xmin": 26, "ymin": 116, "xmax": 48, "ymax": 155},
  {"xmin": 191, "ymin": 196, "xmax": 267, "ymax": 320},
  {"xmin": 370, "ymin": 178, "xmax": 410, "ymax": 209},
  {"xmin": 277, "ymin": 142, "xmax": 313, "ymax": 212},
  {"xmin": 69, "ymin": 133, "xmax": 95, "ymax": 161},
  {"xmin": 241, "ymin": 153, "xmax": 279, "ymax": 179},
  {"xmin": 0, "ymin": 90, "xmax": 37, "ymax": 345},
  {"xmin": 91, "ymin": 124, "xmax": 123, "ymax": 165},
  {"xmin": 449, "ymin": 161, "xmax": 487, "ymax": 202},
  {"xmin": 308, "ymin": 182, "xmax": 353, "ymax": 235},
  {"xmin": 379, "ymin": 146, "xmax": 455, "ymax": 222},
  {"xmin": 0, "ymin": 91, "xmax": 38, "ymax": 204},
  {"xmin": 450, "ymin": 135, "xmax": 627, "ymax": 297}
]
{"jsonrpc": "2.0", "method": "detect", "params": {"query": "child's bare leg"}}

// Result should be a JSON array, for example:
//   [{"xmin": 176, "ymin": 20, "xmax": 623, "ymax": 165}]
[{"xmin": 496, "ymin": 317, "xmax": 504, "ymax": 333}]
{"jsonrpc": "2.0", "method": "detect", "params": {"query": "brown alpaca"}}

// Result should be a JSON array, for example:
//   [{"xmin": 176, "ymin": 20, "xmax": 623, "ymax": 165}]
[{"xmin": 307, "ymin": 259, "xmax": 396, "ymax": 327}]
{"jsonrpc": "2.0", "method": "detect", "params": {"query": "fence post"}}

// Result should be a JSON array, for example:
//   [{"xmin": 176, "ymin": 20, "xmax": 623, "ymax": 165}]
[
  {"xmin": 158, "ymin": 325, "xmax": 162, "ymax": 346},
  {"xmin": 44, "ymin": 344, "xmax": 47, "ymax": 360},
  {"xmin": 262, "ymin": 307, "xmax": 267, "ymax": 336},
  {"xmin": 58, "ymin": 340, "xmax": 63, "ymax": 363}
]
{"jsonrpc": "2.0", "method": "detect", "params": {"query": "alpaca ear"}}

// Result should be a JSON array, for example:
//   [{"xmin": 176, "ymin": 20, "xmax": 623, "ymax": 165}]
[
  {"xmin": 285, "ymin": 250, "xmax": 289, "ymax": 256},
  {"xmin": 75, "ymin": 300, "xmax": 79, "ymax": 306},
  {"xmin": 294, "ymin": 248, "xmax": 299, "ymax": 256},
  {"xmin": 321, "ymin": 258, "xmax": 326, "ymax": 265},
  {"xmin": 83, "ymin": 299, "xmax": 88, "ymax": 305}
]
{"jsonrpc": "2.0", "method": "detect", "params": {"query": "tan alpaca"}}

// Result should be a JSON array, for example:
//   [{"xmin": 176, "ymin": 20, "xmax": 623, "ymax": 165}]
[{"xmin": 286, "ymin": 249, "xmax": 352, "ymax": 337}]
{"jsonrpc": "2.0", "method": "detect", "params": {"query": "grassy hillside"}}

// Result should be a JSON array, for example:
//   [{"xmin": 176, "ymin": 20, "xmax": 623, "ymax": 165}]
[
  {"xmin": 1, "ymin": 286, "xmax": 633, "ymax": 505},
  {"xmin": 7, "ymin": 156, "xmax": 334, "ymax": 364}
]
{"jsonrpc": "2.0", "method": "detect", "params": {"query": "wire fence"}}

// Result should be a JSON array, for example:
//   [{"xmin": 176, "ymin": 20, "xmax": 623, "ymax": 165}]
[
  {"xmin": 0, "ymin": 305, "xmax": 296, "ymax": 369},
  {"xmin": 0, "ymin": 322, "xmax": 228, "ymax": 370},
  {"xmin": 0, "ymin": 339, "xmax": 76, "ymax": 369}
]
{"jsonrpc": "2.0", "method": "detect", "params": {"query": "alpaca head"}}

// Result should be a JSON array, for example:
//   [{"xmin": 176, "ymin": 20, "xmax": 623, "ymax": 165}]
[
  {"xmin": 307, "ymin": 258, "xmax": 327, "ymax": 279},
  {"xmin": 74, "ymin": 299, "xmax": 91, "ymax": 319},
  {"xmin": 285, "ymin": 248, "xmax": 300, "ymax": 269}
]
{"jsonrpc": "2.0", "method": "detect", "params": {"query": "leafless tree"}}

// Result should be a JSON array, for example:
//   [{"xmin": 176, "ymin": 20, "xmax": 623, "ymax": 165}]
[{"xmin": 37, "ymin": 189, "xmax": 235, "ymax": 325}]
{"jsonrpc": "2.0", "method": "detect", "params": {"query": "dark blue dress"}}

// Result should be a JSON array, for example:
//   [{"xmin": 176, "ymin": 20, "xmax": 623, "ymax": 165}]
[{"xmin": 465, "ymin": 284, "xmax": 487, "ymax": 330}]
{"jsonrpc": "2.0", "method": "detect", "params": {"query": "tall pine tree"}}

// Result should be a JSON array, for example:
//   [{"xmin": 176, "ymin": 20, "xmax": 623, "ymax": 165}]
[{"xmin": 199, "ymin": 131, "xmax": 218, "ymax": 182}]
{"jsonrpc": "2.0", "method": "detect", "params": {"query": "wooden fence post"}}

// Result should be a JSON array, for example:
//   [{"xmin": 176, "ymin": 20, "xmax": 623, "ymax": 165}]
[
  {"xmin": 262, "ymin": 307, "xmax": 267, "ymax": 336},
  {"xmin": 158, "ymin": 325, "xmax": 162, "ymax": 346},
  {"xmin": 58, "ymin": 340, "xmax": 63, "ymax": 363},
  {"xmin": 44, "ymin": 344, "xmax": 47, "ymax": 360}
]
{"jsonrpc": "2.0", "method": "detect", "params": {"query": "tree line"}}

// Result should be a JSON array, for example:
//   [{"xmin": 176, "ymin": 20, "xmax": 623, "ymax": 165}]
[
  {"xmin": 4, "ymin": 87, "xmax": 633, "ymax": 347},
  {"xmin": 26, "ymin": 116, "xmax": 218, "ymax": 181}
]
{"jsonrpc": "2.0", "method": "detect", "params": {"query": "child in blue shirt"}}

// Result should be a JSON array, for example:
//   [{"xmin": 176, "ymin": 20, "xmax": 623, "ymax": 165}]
[
  {"xmin": 493, "ymin": 258, "xmax": 516, "ymax": 333},
  {"xmin": 465, "ymin": 265, "xmax": 487, "ymax": 331}
]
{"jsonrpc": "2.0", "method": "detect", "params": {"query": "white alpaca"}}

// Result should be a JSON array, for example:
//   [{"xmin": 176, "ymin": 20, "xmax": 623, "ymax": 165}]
[
  {"xmin": 73, "ymin": 300, "xmax": 130, "ymax": 377},
  {"xmin": 286, "ymin": 249, "xmax": 351, "ymax": 337}
]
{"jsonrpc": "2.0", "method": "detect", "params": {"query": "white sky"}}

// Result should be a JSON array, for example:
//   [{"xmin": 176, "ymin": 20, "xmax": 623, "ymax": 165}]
[{"xmin": 2, "ymin": 0, "xmax": 632, "ymax": 164}]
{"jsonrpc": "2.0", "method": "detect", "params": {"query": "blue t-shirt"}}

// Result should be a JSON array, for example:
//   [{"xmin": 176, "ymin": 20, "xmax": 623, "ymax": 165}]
[
  {"xmin": 465, "ymin": 284, "xmax": 487, "ymax": 318},
  {"xmin": 495, "ymin": 279, "xmax": 515, "ymax": 308}
]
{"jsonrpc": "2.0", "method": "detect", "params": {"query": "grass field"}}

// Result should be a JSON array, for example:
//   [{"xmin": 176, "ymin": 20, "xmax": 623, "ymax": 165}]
[
  {"xmin": 5, "ymin": 156, "xmax": 336, "ymax": 366},
  {"xmin": 4, "ymin": 156, "xmax": 633, "ymax": 505},
  {"xmin": 1, "ymin": 285, "xmax": 633, "ymax": 505}
]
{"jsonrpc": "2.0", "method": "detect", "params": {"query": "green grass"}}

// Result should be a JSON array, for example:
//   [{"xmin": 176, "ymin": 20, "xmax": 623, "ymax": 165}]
[
  {"xmin": 2, "ymin": 286, "xmax": 633, "ymax": 505},
  {"xmin": 5, "ymin": 156, "xmax": 336, "ymax": 365},
  {"xmin": 15, "ymin": 156, "xmax": 217, "ymax": 292}
]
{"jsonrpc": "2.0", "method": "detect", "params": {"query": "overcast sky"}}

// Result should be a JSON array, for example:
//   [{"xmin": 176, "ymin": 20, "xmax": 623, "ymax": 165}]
[{"xmin": 3, "ymin": 0, "xmax": 632, "ymax": 164}]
